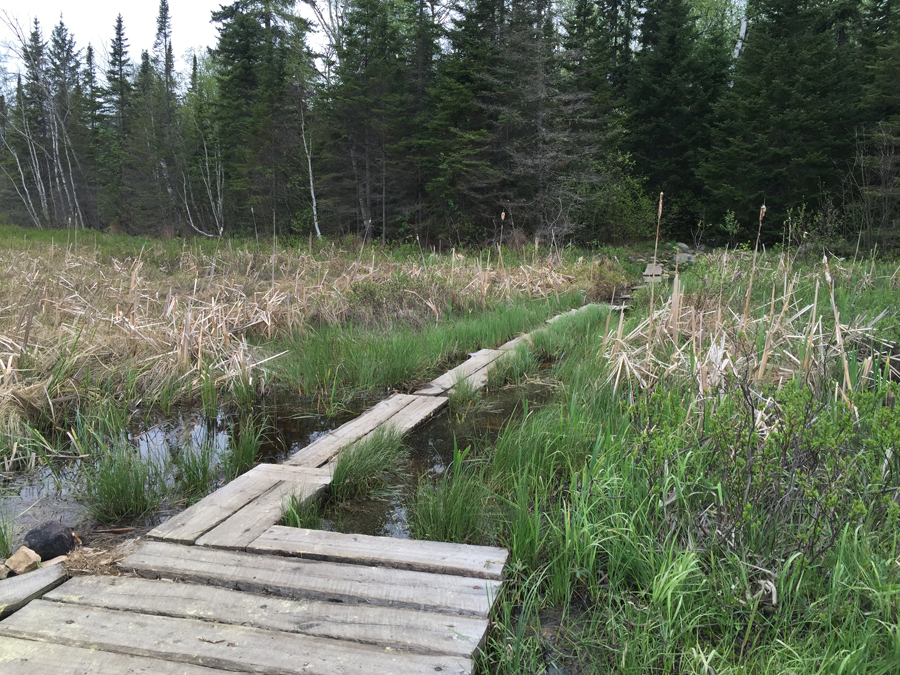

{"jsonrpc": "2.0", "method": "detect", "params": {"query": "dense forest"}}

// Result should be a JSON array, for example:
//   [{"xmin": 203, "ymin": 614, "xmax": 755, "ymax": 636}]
[{"xmin": 0, "ymin": 0, "xmax": 898, "ymax": 247}]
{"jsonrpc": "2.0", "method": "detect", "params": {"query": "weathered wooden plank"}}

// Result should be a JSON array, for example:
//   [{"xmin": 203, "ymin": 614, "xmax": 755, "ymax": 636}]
[
  {"xmin": 388, "ymin": 395, "xmax": 448, "ymax": 433},
  {"xmin": 196, "ymin": 476, "xmax": 328, "ymax": 550},
  {"xmin": 415, "ymin": 350, "xmax": 504, "ymax": 396},
  {"xmin": 0, "ymin": 564, "xmax": 67, "ymax": 619},
  {"xmin": 121, "ymin": 540, "xmax": 500, "ymax": 618},
  {"xmin": 0, "ymin": 601, "xmax": 474, "ymax": 675},
  {"xmin": 0, "ymin": 636, "xmax": 244, "ymax": 675},
  {"xmin": 149, "ymin": 466, "xmax": 281, "ymax": 544},
  {"xmin": 46, "ymin": 576, "xmax": 488, "ymax": 657},
  {"xmin": 285, "ymin": 394, "xmax": 419, "ymax": 468},
  {"xmin": 248, "ymin": 526, "xmax": 507, "ymax": 580},
  {"xmin": 497, "ymin": 334, "xmax": 532, "ymax": 351}
]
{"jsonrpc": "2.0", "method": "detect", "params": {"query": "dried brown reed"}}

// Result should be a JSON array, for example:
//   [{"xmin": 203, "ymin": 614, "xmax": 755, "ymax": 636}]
[
  {"xmin": 603, "ymin": 249, "xmax": 892, "ymax": 413},
  {"xmin": 0, "ymin": 238, "xmax": 590, "ymax": 447}
]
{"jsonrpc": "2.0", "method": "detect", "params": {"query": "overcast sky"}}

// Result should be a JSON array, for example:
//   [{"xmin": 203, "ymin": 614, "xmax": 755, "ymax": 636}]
[{"xmin": 1, "ymin": 1, "xmax": 225, "ymax": 73}]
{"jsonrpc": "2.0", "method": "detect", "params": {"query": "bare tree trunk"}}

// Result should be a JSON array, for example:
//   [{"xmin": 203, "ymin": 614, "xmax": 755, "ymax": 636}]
[{"xmin": 299, "ymin": 106, "xmax": 321, "ymax": 238}]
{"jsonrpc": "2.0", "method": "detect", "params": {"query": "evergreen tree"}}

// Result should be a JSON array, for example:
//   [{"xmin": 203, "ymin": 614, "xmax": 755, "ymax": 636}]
[
  {"xmin": 626, "ymin": 0, "xmax": 729, "ymax": 227},
  {"xmin": 703, "ymin": 0, "xmax": 864, "ymax": 238}
]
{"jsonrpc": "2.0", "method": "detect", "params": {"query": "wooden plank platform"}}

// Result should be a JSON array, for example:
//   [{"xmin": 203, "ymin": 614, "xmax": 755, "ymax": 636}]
[
  {"xmin": 248, "ymin": 526, "xmax": 508, "ymax": 580},
  {"xmin": 45, "ymin": 576, "xmax": 487, "ymax": 657},
  {"xmin": 122, "ymin": 540, "xmax": 500, "ymax": 618},
  {"xmin": 0, "ymin": 565, "xmax": 67, "ymax": 619},
  {"xmin": 415, "ymin": 349, "xmax": 504, "ymax": 396},
  {"xmin": 285, "ymin": 394, "xmax": 445, "ymax": 468},
  {"xmin": 149, "ymin": 464, "xmax": 331, "ymax": 545},
  {"xmin": 0, "ymin": 600, "xmax": 473, "ymax": 675},
  {"xmin": 0, "ymin": 635, "xmax": 241, "ymax": 675}
]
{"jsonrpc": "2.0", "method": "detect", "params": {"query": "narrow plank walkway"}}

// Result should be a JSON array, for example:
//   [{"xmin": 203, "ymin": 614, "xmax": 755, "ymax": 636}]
[{"xmin": 0, "ymin": 303, "xmax": 607, "ymax": 674}]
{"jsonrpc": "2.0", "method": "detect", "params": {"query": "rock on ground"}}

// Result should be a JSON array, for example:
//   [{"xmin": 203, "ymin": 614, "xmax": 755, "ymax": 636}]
[
  {"xmin": 24, "ymin": 521, "xmax": 75, "ymax": 561},
  {"xmin": 6, "ymin": 547, "xmax": 41, "ymax": 575}
]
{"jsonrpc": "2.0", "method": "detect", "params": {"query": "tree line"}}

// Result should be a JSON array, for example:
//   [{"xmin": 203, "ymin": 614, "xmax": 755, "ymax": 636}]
[{"xmin": 1, "ymin": 0, "xmax": 899, "ymax": 247}]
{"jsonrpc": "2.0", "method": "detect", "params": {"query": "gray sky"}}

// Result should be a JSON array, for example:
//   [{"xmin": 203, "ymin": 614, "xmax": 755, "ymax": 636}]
[{"xmin": 1, "ymin": 1, "xmax": 224, "ymax": 73}]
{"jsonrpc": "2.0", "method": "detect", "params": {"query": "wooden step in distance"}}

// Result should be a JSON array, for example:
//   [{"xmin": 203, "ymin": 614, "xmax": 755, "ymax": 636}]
[
  {"xmin": 248, "ymin": 526, "xmax": 508, "ymax": 580},
  {"xmin": 45, "ymin": 576, "xmax": 488, "ymax": 657},
  {"xmin": 149, "ymin": 464, "xmax": 331, "ymax": 545},
  {"xmin": 285, "ymin": 394, "xmax": 445, "ymax": 468},
  {"xmin": 0, "ymin": 600, "xmax": 472, "ymax": 675},
  {"xmin": 0, "ymin": 635, "xmax": 238, "ymax": 675},
  {"xmin": 121, "ymin": 540, "xmax": 501, "ymax": 618}
]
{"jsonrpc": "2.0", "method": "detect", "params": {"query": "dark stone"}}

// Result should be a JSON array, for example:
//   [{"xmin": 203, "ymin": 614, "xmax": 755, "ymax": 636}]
[{"xmin": 23, "ymin": 521, "xmax": 75, "ymax": 560}]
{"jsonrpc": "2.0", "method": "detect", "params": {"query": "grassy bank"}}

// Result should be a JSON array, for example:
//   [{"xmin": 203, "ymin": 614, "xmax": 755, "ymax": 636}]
[{"xmin": 399, "ymin": 249, "xmax": 900, "ymax": 673}]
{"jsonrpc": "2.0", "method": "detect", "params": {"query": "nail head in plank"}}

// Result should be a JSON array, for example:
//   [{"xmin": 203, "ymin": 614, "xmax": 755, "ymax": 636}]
[
  {"xmin": 121, "ymin": 540, "xmax": 500, "ymax": 618},
  {"xmin": 0, "ymin": 564, "xmax": 67, "ymax": 619},
  {"xmin": 0, "ymin": 601, "xmax": 473, "ymax": 675},
  {"xmin": 0, "ymin": 636, "xmax": 244, "ymax": 675},
  {"xmin": 46, "ymin": 576, "xmax": 488, "ymax": 657},
  {"xmin": 249, "ymin": 526, "xmax": 507, "ymax": 580}
]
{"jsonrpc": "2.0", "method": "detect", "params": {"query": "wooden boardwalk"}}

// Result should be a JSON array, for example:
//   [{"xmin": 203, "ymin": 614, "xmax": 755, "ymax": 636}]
[{"xmin": 0, "ymin": 304, "xmax": 602, "ymax": 674}]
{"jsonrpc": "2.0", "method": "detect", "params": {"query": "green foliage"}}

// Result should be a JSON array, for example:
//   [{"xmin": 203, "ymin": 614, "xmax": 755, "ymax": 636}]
[
  {"xmin": 330, "ymin": 427, "xmax": 405, "ymax": 502},
  {"xmin": 281, "ymin": 492, "xmax": 322, "ymax": 530},
  {"xmin": 0, "ymin": 499, "xmax": 15, "ymax": 558},
  {"xmin": 221, "ymin": 414, "xmax": 267, "ymax": 481},
  {"xmin": 408, "ymin": 445, "xmax": 492, "ymax": 545},
  {"xmin": 81, "ymin": 445, "xmax": 165, "ymax": 524},
  {"xmin": 173, "ymin": 441, "xmax": 216, "ymax": 505}
]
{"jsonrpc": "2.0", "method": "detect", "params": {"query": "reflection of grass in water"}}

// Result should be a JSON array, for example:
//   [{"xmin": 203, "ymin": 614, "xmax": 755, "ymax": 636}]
[{"xmin": 331, "ymin": 427, "xmax": 406, "ymax": 503}]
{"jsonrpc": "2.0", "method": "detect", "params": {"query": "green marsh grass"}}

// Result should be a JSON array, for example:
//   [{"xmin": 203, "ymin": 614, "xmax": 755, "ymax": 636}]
[
  {"xmin": 280, "ymin": 492, "xmax": 323, "ymax": 530},
  {"xmin": 446, "ymin": 376, "xmax": 482, "ymax": 416},
  {"xmin": 173, "ymin": 441, "xmax": 216, "ymax": 504},
  {"xmin": 222, "ymin": 415, "xmax": 268, "ymax": 481},
  {"xmin": 330, "ymin": 427, "xmax": 405, "ymax": 502},
  {"xmin": 408, "ymin": 445, "xmax": 492, "ymax": 545},
  {"xmin": 486, "ymin": 343, "xmax": 539, "ymax": 390},
  {"xmin": 0, "ymin": 499, "xmax": 14, "ymax": 558},
  {"xmin": 81, "ymin": 445, "xmax": 165, "ymax": 524}
]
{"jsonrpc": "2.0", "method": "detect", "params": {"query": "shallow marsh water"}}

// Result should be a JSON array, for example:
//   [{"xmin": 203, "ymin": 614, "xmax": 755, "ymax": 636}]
[{"xmin": 0, "ymin": 381, "xmax": 553, "ymax": 542}]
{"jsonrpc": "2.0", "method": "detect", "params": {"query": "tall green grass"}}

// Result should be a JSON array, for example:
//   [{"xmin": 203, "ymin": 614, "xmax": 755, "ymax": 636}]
[
  {"xmin": 408, "ymin": 445, "xmax": 492, "ymax": 545},
  {"xmin": 0, "ymin": 499, "xmax": 14, "ymax": 558},
  {"xmin": 221, "ymin": 415, "xmax": 268, "ymax": 481},
  {"xmin": 330, "ymin": 427, "xmax": 406, "ymax": 502},
  {"xmin": 81, "ymin": 445, "xmax": 165, "ymax": 524},
  {"xmin": 281, "ymin": 492, "xmax": 322, "ymax": 530},
  {"xmin": 173, "ymin": 441, "xmax": 216, "ymax": 504}
]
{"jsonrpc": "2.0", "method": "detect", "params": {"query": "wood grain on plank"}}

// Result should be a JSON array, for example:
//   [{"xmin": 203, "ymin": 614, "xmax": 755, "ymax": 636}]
[
  {"xmin": 0, "ymin": 564, "xmax": 67, "ymax": 619},
  {"xmin": 46, "ymin": 576, "xmax": 487, "ymax": 657},
  {"xmin": 248, "ymin": 526, "xmax": 507, "ymax": 580},
  {"xmin": 0, "ymin": 636, "xmax": 243, "ymax": 675},
  {"xmin": 415, "ymin": 350, "xmax": 504, "ymax": 396},
  {"xmin": 285, "ymin": 394, "xmax": 418, "ymax": 468},
  {"xmin": 0, "ymin": 600, "xmax": 474, "ymax": 675},
  {"xmin": 121, "ymin": 540, "xmax": 500, "ymax": 617},
  {"xmin": 196, "ymin": 477, "xmax": 328, "ymax": 549},
  {"xmin": 388, "ymin": 395, "xmax": 448, "ymax": 433},
  {"xmin": 148, "ymin": 467, "xmax": 280, "ymax": 544}
]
